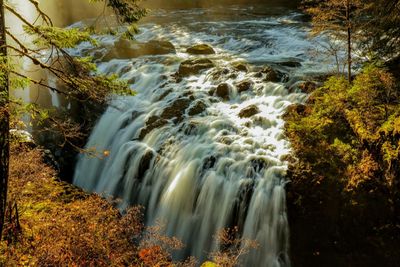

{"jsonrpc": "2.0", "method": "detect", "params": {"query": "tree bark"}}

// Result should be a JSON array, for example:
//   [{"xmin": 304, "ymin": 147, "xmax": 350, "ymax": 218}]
[
  {"xmin": 0, "ymin": 0, "xmax": 9, "ymax": 241},
  {"xmin": 346, "ymin": 0, "xmax": 352, "ymax": 81}
]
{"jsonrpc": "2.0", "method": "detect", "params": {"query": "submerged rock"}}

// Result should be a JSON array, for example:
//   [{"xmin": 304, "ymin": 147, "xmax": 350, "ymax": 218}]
[
  {"xmin": 102, "ymin": 38, "xmax": 175, "ymax": 61},
  {"xmin": 187, "ymin": 44, "xmax": 215, "ymax": 55},
  {"xmin": 177, "ymin": 58, "xmax": 215, "ymax": 77},
  {"xmin": 239, "ymin": 104, "xmax": 260, "ymax": 118}
]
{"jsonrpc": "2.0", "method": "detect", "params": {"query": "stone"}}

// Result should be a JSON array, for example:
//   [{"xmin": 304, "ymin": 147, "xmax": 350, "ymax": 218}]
[
  {"xmin": 232, "ymin": 62, "xmax": 248, "ymax": 72},
  {"xmin": 160, "ymin": 98, "xmax": 192, "ymax": 121},
  {"xmin": 277, "ymin": 61, "xmax": 302, "ymax": 68},
  {"xmin": 298, "ymin": 81, "xmax": 317, "ymax": 93},
  {"xmin": 236, "ymin": 79, "xmax": 254, "ymax": 93},
  {"xmin": 138, "ymin": 116, "xmax": 168, "ymax": 140},
  {"xmin": 177, "ymin": 58, "xmax": 215, "ymax": 77},
  {"xmin": 187, "ymin": 44, "xmax": 215, "ymax": 55},
  {"xmin": 238, "ymin": 104, "xmax": 260, "ymax": 118},
  {"xmin": 262, "ymin": 66, "xmax": 287, "ymax": 82},
  {"xmin": 215, "ymin": 83, "xmax": 230, "ymax": 100},
  {"xmin": 188, "ymin": 101, "xmax": 207, "ymax": 116}
]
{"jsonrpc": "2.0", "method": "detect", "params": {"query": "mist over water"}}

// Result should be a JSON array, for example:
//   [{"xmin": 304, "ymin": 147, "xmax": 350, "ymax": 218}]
[{"xmin": 71, "ymin": 4, "xmax": 330, "ymax": 267}]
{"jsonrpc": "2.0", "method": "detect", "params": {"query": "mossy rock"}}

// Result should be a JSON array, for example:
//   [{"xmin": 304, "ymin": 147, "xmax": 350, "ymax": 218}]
[{"xmin": 187, "ymin": 44, "xmax": 215, "ymax": 55}]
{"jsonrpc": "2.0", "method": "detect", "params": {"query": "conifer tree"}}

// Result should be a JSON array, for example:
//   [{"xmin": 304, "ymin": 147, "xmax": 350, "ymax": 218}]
[{"xmin": 0, "ymin": 0, "xmax": 146, "ymax": 240}]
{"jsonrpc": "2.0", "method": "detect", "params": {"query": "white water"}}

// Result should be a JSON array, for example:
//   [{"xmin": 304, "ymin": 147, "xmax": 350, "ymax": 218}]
[{"xmin": 73, "ymin": 6, "xmax": 329, "ymax": 266}]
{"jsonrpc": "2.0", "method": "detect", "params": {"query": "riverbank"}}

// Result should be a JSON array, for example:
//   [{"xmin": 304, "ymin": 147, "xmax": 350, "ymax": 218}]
[{"xmin": 284, "ymin": 64, "xmax": 400, "ymax": 267}]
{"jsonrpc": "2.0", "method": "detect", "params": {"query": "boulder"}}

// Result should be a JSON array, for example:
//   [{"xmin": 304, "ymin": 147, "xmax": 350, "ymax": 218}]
[
  {"xmin": 298, "ymin": 81, "xmax": 317, "ymax": 93},
  {"xmin": 238, "ymin": 105, "xmax": 260, "ymax": 118},
  {"xmin": 187, "ymin": 44, "xmax": 215, "ymax": 55},
  {"xmin": 177, "ymin": 58, "xmax": 215, "ymax": 77},
  {"xmin": 138, "ymin": 115, "xmax": 168, "ymax": 140},
  {"xmin": 277, "ymin": 61, "xmax": 302, "ymax": 68},
  {"xmin": 160, "ymin": 98, "xmax": 192, "ymax": 121},
  {"xmin": 261, "ymin": 66, "xmax": 288, "ymax": 82},
  {"xmin": 215, "ymin": 83, "xmax": 230, "ymax": 100},
  {"xmin": 236, "ymin": 79, "xmax": 254, "ymax": 93},
  {"xmin": 188, "ymin": 100, "xmax": 207, "ymax": 116},
  {"xmin": 232, "ymin": 62, "xmax": 248, "ymax": 72},
  {"xmin": 103, "ymin": 38, "xmax": 175, "ymax": 61}
]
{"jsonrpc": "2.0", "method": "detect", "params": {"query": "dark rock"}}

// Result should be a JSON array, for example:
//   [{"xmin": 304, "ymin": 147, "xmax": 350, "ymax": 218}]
[
  {"xmin": 232, "ymin": 62, "xmax": 248, "ymax": 72},
  {"xmin": 103, "ymin": 38, "xmax": 175, "ymax": 61},
  {"xmin": 262, "ymin": 66, "xmax": 288, "ymax": 82},
  {"xmin": 298, "ymin": 81, "xmax": 317, "ymax": 93},
  {"xmin": 158, "ymin": 89, "xmax": 172, "ymax": 101},
  {"xmin": 138, "ymin": 116, "xmax": 168, "ymax": 140},
  {"xmin": 202, "ymin": 156, "xmax": 217, "ymax": 170},
  {"xmin": 236, "ymin": 79, "xmax": 254, "ymax": 93},
  {"xmin": 137, "ymin": 150, "xmax": 155, "ymax": 181},
  {"xmin": 208, "ymin": 88, "xmax": 216, "ymax": 96},
  {"xmin": 161, "ymin": 98, "xmax": 191, "ymax": 121},
  {"xmin": 277, "ymin": 61, "xmax": 302, "ymax": 68},
  {"xmin": 177, "ymin": 58, "xmax": 215, "ymax": 77},
  {"xmin": 188, "ymin": 100, "xmax": 207, "ymax": 116},
  {"xmin": 187, "ymin": 44, "xmax": 215, "ymax": 55},
  {"xmin": 215, "ymin": 83, "xmax": 230, "ymax": 100},
  {"xmin": 238, "ymin": 104, "xmax": 260, "ymax": 118}
]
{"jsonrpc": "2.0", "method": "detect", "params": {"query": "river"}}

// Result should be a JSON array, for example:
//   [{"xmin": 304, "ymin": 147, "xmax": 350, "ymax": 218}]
[{"xmin": 68, "ymin": 3, "xmax": 331, "ymax": 267}]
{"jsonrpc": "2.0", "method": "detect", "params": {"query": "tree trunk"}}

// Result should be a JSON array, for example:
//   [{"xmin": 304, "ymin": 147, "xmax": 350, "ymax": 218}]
[
  {"xmin": 346, "ymin": 0, "xmax": 352, "ymax": 81},
  {"xmin": 0, "ymin": 0, "xmax": 9, "ymax": 241}
]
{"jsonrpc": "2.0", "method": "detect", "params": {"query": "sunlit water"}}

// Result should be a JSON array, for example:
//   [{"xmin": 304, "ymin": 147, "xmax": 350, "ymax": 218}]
[{"xmin": 73, "ymin": 5, "xmax": 330, "ymax": 266}]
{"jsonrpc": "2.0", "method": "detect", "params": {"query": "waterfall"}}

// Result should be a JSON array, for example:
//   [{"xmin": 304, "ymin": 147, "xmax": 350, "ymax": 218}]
[{"xmin": 73, "ymin": 5, "xmax": 328, "ymax": 266}]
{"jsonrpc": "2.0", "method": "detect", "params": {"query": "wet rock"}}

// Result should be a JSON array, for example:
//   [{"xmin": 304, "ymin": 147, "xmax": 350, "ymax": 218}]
[
  {"xmin": 103, "ymin": 38, "xmax": 175, "ymax": 61},
  {"xmin": 182, "ymin": 121, "xmax": 198, "ymax": 135},
  {"xmin": 161, "ymin": 98, "xmax": 192, "ymax": 121},
  {"xmin": 215, "ymin": 83, "xmax": 230, "ymax": 100},
  {"xmin": 236, "ymin": 79, "xmax": 254, "ymax": 93},
  {"xmin": 277, "ymin": 61, "xmax": 302, "ymax": 68},
  {"xmin": 202, "ymin": 156, "xmax": 217, "ymax": 170},
  {"xmin": 187, "ymin": 44, "xmax": 215, "ymax": 55},
  {"xmin": 137, "ymin": 150, "xmax": 155, "ymax": 181},
  {"xmin": 238, "ymin": 104, "xmax": 260, "ymax": 118},
  {"xmin": 177, "ymin": 58, "xmax": 215, "ymax": 77},
  {"xmin": 208, "ymin": 87, "xmax": 216, "ymax": 96},
  {"xmin": 188, "ymin": 100, "xmax": 207, "ymax": 116},
  {"xmin": 232, "ymin": 62, "xmax": 248, "ymax": 72},
  {"xmin": 158, "ymin": 89, "xmax": 172, "ymax": 101},
  {"xmin": 138, "ymin": 115, "xmax": 168, "ymax": 140},
  {"xmin": 219, "ymin": 136, "xmax": 233, "ymax": 145},
  {"xmin": 262, "ymin": 66, "xmax": 288, "ymax": 82}
]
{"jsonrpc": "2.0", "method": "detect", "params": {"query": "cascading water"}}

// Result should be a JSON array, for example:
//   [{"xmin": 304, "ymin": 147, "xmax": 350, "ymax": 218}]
[{"xmin": 73, "ymin": 5, "xmax": 329, "ymax": 266}]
